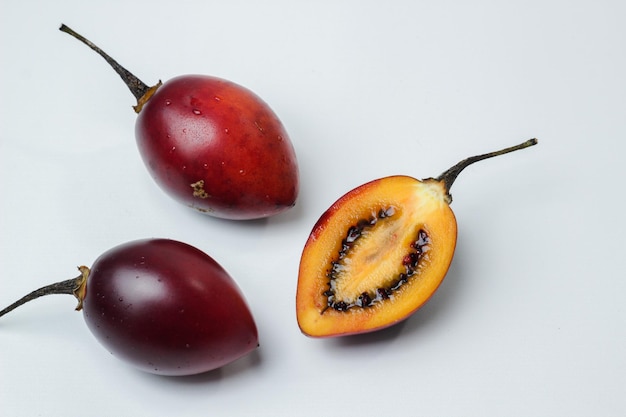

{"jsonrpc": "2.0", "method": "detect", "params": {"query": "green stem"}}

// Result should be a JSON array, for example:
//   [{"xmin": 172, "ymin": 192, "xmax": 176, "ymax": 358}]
[{"xmin": 436, "ymin": 138, "xmax": 538, "ymax": 199}]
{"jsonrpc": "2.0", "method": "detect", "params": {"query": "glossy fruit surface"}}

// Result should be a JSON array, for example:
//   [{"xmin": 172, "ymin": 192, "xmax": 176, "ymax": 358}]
[
  {"xmin": 82, "ymin": 239, "xmax": 258, "ymax": 375},
  {"xmin": 296, "ymin": 139, "xmax": 537, "ymax": 338},
  {"xmin": 135, "ymin": 75, "xmax": 299, "ymax": 219},
  {"xmin": 0, "ymin": 239, "xmax": 258, "ymax": 376},
  {"xmin": 60, "ymin": 24, "xmax": 299, "ymax": 220}
]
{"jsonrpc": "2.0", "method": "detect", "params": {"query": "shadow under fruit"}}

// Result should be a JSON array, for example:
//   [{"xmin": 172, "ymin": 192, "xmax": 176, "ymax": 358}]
[
  {"xmin": 60, "ymin": 24, "xmax": 299, "ymax": 220},
  {"xmin": 296, "ymin": 139, "xmax": 538, "ymax": 338}
]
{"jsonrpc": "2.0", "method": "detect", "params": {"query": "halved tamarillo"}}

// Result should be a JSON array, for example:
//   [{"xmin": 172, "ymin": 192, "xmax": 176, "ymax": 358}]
[
  {"xmin": 296, "ymin": 139, "xmax": 538, "ymax": 338},
  {"xmin": 0, "ymin": 239, "xmax": 258, "ymax": 375},
  {"xmin": 59, "ymin": 24, "xmax": 299, "ymax": 220}
]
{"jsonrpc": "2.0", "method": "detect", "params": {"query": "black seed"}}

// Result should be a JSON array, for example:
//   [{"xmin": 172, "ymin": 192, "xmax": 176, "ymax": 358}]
[
  {"xmin": 378, "ymin": 207, "xmax": 396, "ymax": 218},
  {"xmin": 377, "ymin": 288, "xmax": 390, "ymax": 299},
  {"xmin": 333, "ymin": 301, "xmax": 348, "ymax": 311},
  {"xmin": 323, "ymin": 290, "xmax": 333, "ymax": 297},
  {"xmin": 359, "ymin": 292, "xmax": 372, "ymax": 307},
  {"xmin": 346, "ymin": 226, "xmax": 361, "ymax": 243},
  {"xmin": 391, "ymin": 280, "xmax": 401, "ymax": 291},
  {"xmin": 417, "ymin": 230, "xmax": 429, "ymax": 245}
]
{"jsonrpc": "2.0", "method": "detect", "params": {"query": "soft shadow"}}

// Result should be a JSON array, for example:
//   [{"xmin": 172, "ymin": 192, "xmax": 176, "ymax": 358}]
[
  {"xmin": 392, "ymin": 235, "xmax": 471, "ymax": 336},
  {"xmin": 180, "ymin": 196, "xmax": 306, "ymax": 231},
  {"xmin": 329, "ymin": 320, "xmax": 409, "ymax": 348},
  {"xmin": 135, "ymin": 348, "xmax": 263, "ymax": 385},
  {"xmin": 266, "ymin": 196, "xmax": 306, "ymax": 227},
  {"xmin": 186, "ymin": 205, "xmax": 270, "ymax": 229}
]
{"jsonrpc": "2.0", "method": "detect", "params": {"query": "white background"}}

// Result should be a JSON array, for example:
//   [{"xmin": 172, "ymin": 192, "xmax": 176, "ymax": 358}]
[{"xmin": 1, "ymin": 1, "xmax": 625, "ymax": 416}]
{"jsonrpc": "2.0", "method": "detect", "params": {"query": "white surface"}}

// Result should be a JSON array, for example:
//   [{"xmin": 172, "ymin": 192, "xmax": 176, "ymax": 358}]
[{"xmin": 1, "ymin": 1, "xmax": 625, "ymax": 416}]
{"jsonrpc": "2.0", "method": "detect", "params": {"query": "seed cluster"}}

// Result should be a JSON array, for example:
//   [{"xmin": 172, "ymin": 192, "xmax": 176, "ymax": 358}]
[{"xmin": 323, "ymin": 208, "xmax": 430, "ymax": 313}]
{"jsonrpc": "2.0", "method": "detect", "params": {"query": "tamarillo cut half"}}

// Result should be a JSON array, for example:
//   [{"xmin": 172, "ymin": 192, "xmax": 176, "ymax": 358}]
[{"xmin": 296, "ymin": 139, "xmax": 537, "ymax": 337}]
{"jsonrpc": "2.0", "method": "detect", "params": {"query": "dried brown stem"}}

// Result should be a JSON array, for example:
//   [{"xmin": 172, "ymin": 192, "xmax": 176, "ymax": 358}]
[
  {"xmin": 436, "ymin": 138, "xmax": 538, "ymax": 201},
  {"xmin": 0, "ymin": 268, "xmax": 89, "ymax": 318},
  {"xmin": 59, "ymin": 24, "xmax": 161, "ymax": 113}
]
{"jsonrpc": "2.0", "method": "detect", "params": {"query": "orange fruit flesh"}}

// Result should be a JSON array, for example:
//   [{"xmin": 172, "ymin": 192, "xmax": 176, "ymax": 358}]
[{"xmin": 296, "ymin": 175, "xmax": 457, "ymax": 337}]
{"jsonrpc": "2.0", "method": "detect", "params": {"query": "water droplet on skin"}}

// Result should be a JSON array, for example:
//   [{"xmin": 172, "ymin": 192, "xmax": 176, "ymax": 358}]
[
  {"xmin": 239, "ymin": 169, "xmax": 245, "ymax": 175},
  {"xmin": 165, "ymin": 100, "xmax": 172, "ymax": 106},
  {"xmin": 214, "ymin": 96, "xmax": 222, "ymax": 102},
  {"xmin": 203, "ymin": 163, "xmax": 208, "ymax": 169},
  {"xmin": 169, "ymin": 146, "xmax": 176, "ymax": 153},
  {"xmin": 192, "ymin": 109, "xmax": 201, "ymax": 115},
  {"xmin": 224, "ymin": 128, "xmax": 229, "ymax": 134}
]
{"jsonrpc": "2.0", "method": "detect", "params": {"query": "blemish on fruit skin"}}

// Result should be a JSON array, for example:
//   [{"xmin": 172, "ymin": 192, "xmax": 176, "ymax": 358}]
[
  {"xmin": 190, "ymin": 180, "xmax": 209, "ymax": 199},
  {"xmin": 192, "ymin": 109, "xmax": 202, "ymax": 115},
  {"xmin": 189, "ymin": 205, "xmax": 214, "ymax": 213}
]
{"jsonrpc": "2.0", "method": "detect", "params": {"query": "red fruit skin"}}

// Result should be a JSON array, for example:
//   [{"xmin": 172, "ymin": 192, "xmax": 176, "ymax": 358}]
[
  {"xmin": 81, "ymin": 239, "xmax": 258, "ymax": 376},
  {"xmin": 135, "ymin": 75, "xmax": 299, "ymax": 220}
]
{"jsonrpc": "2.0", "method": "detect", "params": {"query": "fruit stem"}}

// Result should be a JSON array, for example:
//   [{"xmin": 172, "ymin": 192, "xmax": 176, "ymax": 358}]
[
  {"xmin": 59, "ymin": 24, "xmax": 161, "ymax": 113},
  {"xmin": 436, "ymin": 138, "xmax": 538, "ymax": 200},
  {"xmin": 0, "ymin": 267, "xmax": 89, "ymax": 318}
]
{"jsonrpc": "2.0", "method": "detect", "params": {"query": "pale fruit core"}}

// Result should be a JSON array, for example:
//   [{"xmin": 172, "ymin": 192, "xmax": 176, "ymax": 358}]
[{"xmin": 325, "ymin": 206, "xmax": 431, "ymax": 311}]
